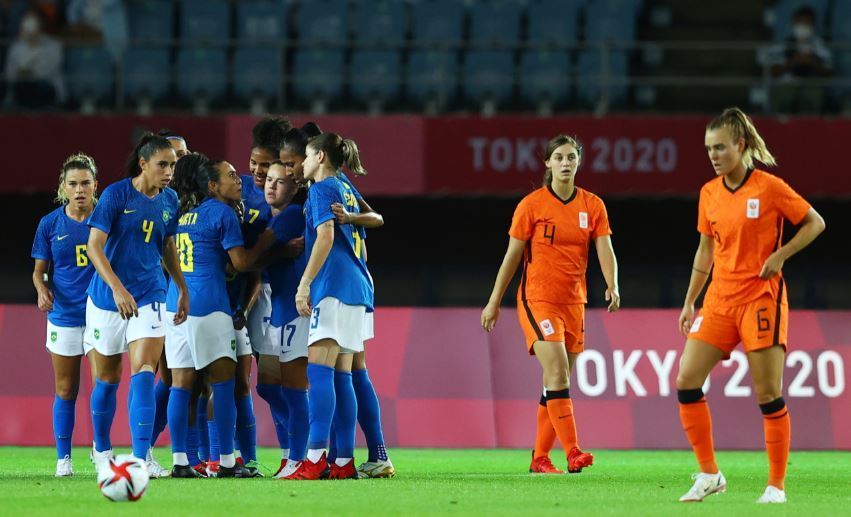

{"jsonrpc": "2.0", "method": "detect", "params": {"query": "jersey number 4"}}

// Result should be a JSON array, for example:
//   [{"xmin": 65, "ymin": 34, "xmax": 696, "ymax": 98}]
[
  {"xmin": 176, "ymin": 233, "xmax": 194, "ymax": 272},
  {"xmin": 142, "ymin": 219, "xmax": 155, "ymax": 243}
]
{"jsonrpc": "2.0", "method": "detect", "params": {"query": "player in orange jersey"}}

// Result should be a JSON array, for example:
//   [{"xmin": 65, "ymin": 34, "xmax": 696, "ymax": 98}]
[
  {"xmin": 675, "ymin": 108, "xmax": 825, "ymax": 504},
  {"xmin": 482, "ymin": 134, "xmax": 620, "ymax": 475}
]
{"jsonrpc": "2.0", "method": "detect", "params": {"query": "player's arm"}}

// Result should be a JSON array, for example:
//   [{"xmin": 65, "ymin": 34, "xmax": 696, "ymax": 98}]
[
  {"xmin": 228, "ymin": 229, "xmax": 277, "ymax": 272},
  {"xmin": 594, "ymin": 235, "xmax": 620, "ymax": 312},
  {"xmin": 481, "ymin": 237, "xmax": 526, "ymax": 332},
  {"xmin": 253, "ymin": 234, "xmax": 305, "ymax": 269},
  {"xmin": 678, "ymin": 234, "xmax": 715, "ymax": 337},
  {"xmin": 32, "ymin": 259, "xmax": 54, "ymax": 312},
  {"xmin": 759, "ymin": 207, "xmax": 826, "ymax": 279},
  {"xmin": 331, "ymin": 198, "xmax": 384, "ymax": 228},
  {"xmin": 241, "ymin": 271, "xmax": 262, "ymax": 315},
  {"xmin": 87, "ymin": 227, "xmax": 138, "ymax": 319},
  {"xmin": 296, "ymin": 220, "xmax": 334, "ymax": 317},
  {"xmin": 162, "ymin": 236, "xmax": 189, "ymax": 325}
]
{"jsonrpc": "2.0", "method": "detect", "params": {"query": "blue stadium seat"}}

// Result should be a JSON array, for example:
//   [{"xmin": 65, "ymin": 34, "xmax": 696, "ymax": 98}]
[
  {"xmin": 126, "ymin": 0, "xmax": 174, "ymax": 44},
  {"xmin": 349, "ymin": 50, "xmax": 402, "ymax": 104},
  {"xmin": 772, "ymin": 0, "xmax": 830, "ymax": 42},
  {"xmin": 121, "ymin": 47, "xmax": 171, "ymax": 101},
  {"xmin": 353, "ymin": 0, "xmax": 407, "ymax": 46},
  {"xmin": 585, "ymin": 0, "xmax": 642, "ymax": 43},
  {"xmin": 519, "ymin": 50, "xmax": 571, "ymax": 107},
  {"xmin": 830, "ymin": 1, "xmax": 851, "ymax": 44},
  {"xmin": 411, "ymin": 0, "xmax": 465, "ymax": 46},
  {"xmin": 575, "ymin": 50, "xmax": 629, "ymax": 107},
  {"xmin": 175, "ymin": 48, "xmax": 228, "ymax": 101},
  {"xmin": 179, "ymin": 0, "xmax": 231, "ymax": 44},
  {"xmin": 299, "ymin": 0, "xmax": 349, "ymax": 45},
  {"xmin": 406, "ymin": 50, "xmax": 459, "ymax": 106},
  {"xmin": 292, "ymin": 49, "xmax": 346, "ymax": 103},
  {"xmin": 64, "ymin": 45, "xmax": 114, "ymax": 103},
  {"xmin": 233, "ymin": 47, "xmax": 283, "ymax": 102},
  {"xmin": 469, "ymin": 1, "xmax": 521, "ymax": 47},
  {"xmin": 527, "ymin": 0, "xmax": 585, "ymax": 46},
  {"xmin": 236, "ymin": 0, "xmax": 288, "ymax": 44},
  {"xmin": 463, "ymin": 50, "xmax": 515, "ymax": 105}
]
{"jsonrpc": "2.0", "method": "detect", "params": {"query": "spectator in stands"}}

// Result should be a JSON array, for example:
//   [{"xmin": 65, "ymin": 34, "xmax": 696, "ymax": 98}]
[
  {"xmin": 767, "ymin": 6, "xmax": 833, "ymax": 114},
  {"xmin": 4, "ymin": 9, "xmax": 64, "ymax": 109}
]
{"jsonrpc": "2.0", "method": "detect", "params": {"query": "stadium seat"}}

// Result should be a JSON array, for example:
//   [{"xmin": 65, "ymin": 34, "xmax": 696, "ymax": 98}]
[
  {"xmin": 179, "ymin": 0, "xmax": 231, "ymax": 45},
  {"xmin": 406, "ymin": 50, "xmax": 459, "ymax": 108},
  {"xmin": 575, "ymin": 50, "xmax": 629, "ymax": 107},
  {"xmin": 64, "ymin": 45, "xmax": 114, "ymax": 104},
  {"xmin": 126, "ymin": 0, "xmax": 174, "ymax": 44},
  {"xmin": 411, "ymin": 0, "xmax": 465, "ymax": 46},
  {"xmin": 353, "ymin": 0, "xmax": 407, "ymax": 46},
  {"xmin": 121, "ymin": 47, "xmax": 172, "ymax": 103},
  {"xmin": 298, "ymin": 0, "xmax": 349, "ymax": 46},
  {"xmin": 349, "ymin": 50, "xmax": 402, "ymax": 106},
  {"xmin": 469, "ymin": 1, "xmax": 521, "ymax": 47},
  {"xmin": 830, "ymin": 1, "xmax": 851, "ymax": 44},
  {"xmin": 770, "ymin": 0, "xmax": 830, "ymax": 42},
  {"xmin": 463, "ymin": 50, "xmax": 515, "ymax": 107},
  {"xmin": 519, "ymin": 50, "xmax": 571, "ymax": 108},
  {"xmin": 585, "ymin": 0, "xmax": 643, "ymax": 44},
  {"xmin": 527, "ymin": 0, "xmax": 585, "ymax": 47},
  {"xmin": 292, "ymin": 49, "xmax": 346, "ymax": 105},
  {"xmin": 233, "ymin": 47, "xmax": 284, "ymax": 103},
  {"xmin": 175, "ymin": 48, "xmax": 228, "ymax": 102},
  {"xmin": 236, "ymin": 0, "xmax": 288, "ymax": 44}
]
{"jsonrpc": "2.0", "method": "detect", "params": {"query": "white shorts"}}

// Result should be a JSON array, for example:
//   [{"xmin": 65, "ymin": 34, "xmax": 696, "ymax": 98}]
[
  {"xmin": 307, "ymin": 297, "xmax": 368, "ymax": 354},
  {"xmin": 167, "ymin": 311, "xmax": 237, "ymax": 370},
  {"xmin": 46, "ymin": 322, "xmax": 92, "ymax": 357},
  {"xmin": 235, "ymin": 326, "xmax": 252, "ymax": 357},
  {"xmin": 165, "ymin": 312, "xmax": 192, "ymax": 369},
  {"xmin": 84, "ymin": 298, "xmax": 165, "ymax": 356},
  {"xmin": 248, "ymin": 283, "xmax": 274, "ymax": 355},
  {"xmin": 268, "ymin": 316, "xmax": 309, "ymax": 363},
  {"xmin": 363, "ymin": 311, "xmax": 375, "ymax": 344}
]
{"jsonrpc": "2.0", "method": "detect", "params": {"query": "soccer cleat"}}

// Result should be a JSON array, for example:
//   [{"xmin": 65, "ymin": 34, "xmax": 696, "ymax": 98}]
[
  {"xmin": 357, "ymin": 459, "xmax": 396, "ymax": 478},
  {"xmin": 567, "ymin": 447, "xmax": 594, "ymax": 473},
  {"xmin": 171, "ymin": 464, "xmax": 204, "ymax": 478},
  {"xmin": 191, "ymin": 462, "xmax": 209, "ymax": 478},
  {"xmin": 529, "ymin": 452, "xmax": 564, "ymax": 474},
  {"xmin": 275, "ymin": 460, "xmax": 300, "ymax": 479},
  {"xmin": 273, "ymin": 458, "xmax": 288, "ymax": 477},
  {"xmin": 243, "ymin": 460, "xmax": 265, "ymax": 478},
  {"xmin": 145, "ymin": 453, "xmax": 171, "ymax": 478},
  {"xmin": 206, "ymin": 460, "xmax": 220, "ymax": 478},
  {"xmin": 218, "ymin": 463, "xmax": 251, "ymax": 478},
  {"xmin": 679, "ymin": 471, "xmax": 727, "ymax": 502},
  {"xmin": 328, "ymin": 459, "xmax": 358, "ymax": 480},
  {"xmin": 91, "ymin": 448, "xmax": 114, "ymax": 472},
  {"xmin": 282, "ymin": 453, "xmax": 328, "ymax": 480},
  {"xmin": 55, "ymin": 455, "xmax": 74, "ymax": 477},
  {"xmin": 757, "ymin": 485, "xmax": 786, "ymax": 504},
  {"xmin": 236, "ymin": 456, "xmax": 245, "ymax": 466}
]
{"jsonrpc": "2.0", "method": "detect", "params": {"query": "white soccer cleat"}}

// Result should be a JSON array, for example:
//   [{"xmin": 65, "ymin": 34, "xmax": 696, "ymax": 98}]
[
  {"xmin": 679, "ymin": 471, "xmax": 727, "ymax": 502},
  {"xmin": 756, "ymin": 485, "xmax": 786, "ymax": 504},
  {"xmin": 145, "ymin": 448, "xmax": 171, "ymax": 478},
  {"xmin": 91, "ymin": 448, "xmax": 114, "ymax": 472},
  {"xmin": 55, "ymin": 455, "xmax": 73, "ymax": 477},
  {"xmin": 275, "ymin": 460, "xmax": 301, "ymax": 479},
  {"xmin": 356, "ymin": 459, "xmax": 396, "ymax": 479}
]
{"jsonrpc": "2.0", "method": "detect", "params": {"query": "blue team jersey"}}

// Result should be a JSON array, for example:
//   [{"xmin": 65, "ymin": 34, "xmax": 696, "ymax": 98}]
[
  {"xmin": 241, "ymin": 174, "xmax": 272, "ymax": 283},
  {"xmin": 338, "ymin": 171, "xmax": 366, "ymax": 240},
  {"xmin": 87, "ymin": 179, "xmax": 179, "ymax": 311},
  {"xmin": 166, "ymin": 198, "xmax": 244, "ymax": 317},
  {"xmin": 31, "ymin": 206, "xmax": 95, "ymax": 327},
  {"xmin": 267, "ymin": 204, "xmax": 307, "ymax": 326},
  {"xmin": 304, "ymin": 176, "xmax": 374, "ymax": 310}
]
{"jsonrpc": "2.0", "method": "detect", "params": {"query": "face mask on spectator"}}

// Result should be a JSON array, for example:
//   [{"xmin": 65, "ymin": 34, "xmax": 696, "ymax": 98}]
[
  {"xmin": 20, "ymin": 15, "xmax": 41, "ymax": 38},
  {"xmin": 792, "ymin": 23, "xmax": 813, "ymax": 40}
]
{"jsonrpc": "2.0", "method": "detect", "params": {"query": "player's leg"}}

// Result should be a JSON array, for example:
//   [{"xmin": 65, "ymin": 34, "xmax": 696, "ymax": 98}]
[
  {"xmin": 235, "ymin": 351, "xmax": 260, "ymax": 475},
  {"xmin": 532, "ymin": 340, "xmax": 579, "ymax": 470},
  {"xmin": 279, "ymin": 357, "xmax": 309, "ymax": 478},
  {"xmin": 168, "ymin": 367, "xmax": 201, "ymax": 477},
  {"xmin": 207, "ymin": 356, "xmax": 247, "ymax": 477},
  {"xmin": 127, "ymin": 335, "xmax": 164, "ymax": 461},
  {"xmin": 330, "ymin": 353, "xmax": 358, "ymax": 479},
  {"xmin": 148, "ymin": 349, "xmax": 171, "ymax": 467},
  {"xmin": 256, "ymin": 353, "xmax": 289, "ymax": 466},
  {"xmin": 50, "ymin": 351, "xmax": 82, "ymax": 476},
  {"xmin": 748, "ymin": 346, "xmax": 788, "ymax": 503},
  {"xmin": 352, "ymin": 351, "xmax": 395, "ymax": 478}
]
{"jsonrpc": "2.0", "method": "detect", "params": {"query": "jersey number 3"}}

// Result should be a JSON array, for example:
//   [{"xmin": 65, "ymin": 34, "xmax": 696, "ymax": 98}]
[{"xmin": 177, "ymin": 233, "xmax": 194, "ymax": 272}]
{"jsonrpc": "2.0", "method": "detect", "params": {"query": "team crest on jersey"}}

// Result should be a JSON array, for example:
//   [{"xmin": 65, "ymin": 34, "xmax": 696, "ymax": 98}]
[
  {"xmin": 539, "ymin": 319, "xmax": 555, "ymax": 337},
  {"xmin": 94, "ymin": 329, "xmax": 101, "ymax": 340},
  {"xmin": 746, "ymin": 198, "xmax": 760, "ymax": 219},
  {"xmin": 162, "ymin": 210, "xmax": 171, "ymax": 223},
  {"xmin": 230, "ymin": 339, "xmax": 236, "ymax": 351},
  {"xmin": 578, "ymin": 212, "xmax": 589, "ymax": 229},
  {"xmin": 50, "ymin": 331, "xmax": 57, "ymax": 343}
]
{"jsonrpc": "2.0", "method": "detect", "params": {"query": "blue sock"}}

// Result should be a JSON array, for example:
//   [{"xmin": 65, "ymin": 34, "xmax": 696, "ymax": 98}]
[
  {"xmin": 328, "ymin": 425, "xmax": 337, "ymax": 463},
  {"xmin": 90, "ymin": 379, "xmax": 118, "ymax": 452},
  {"xmin": 211, "ymin": 379, "xmax": 236, "ymax": 456},
  {"xmin": 256, "ymin": 383, "xmax": 290, "ymax": 450},
  {"xmin": 129, "ymin": 371, "xmax": 156, "ymax": 459},
  {"xmin": 333, "ymin": 371, "xmax": 357, "ymax": 460},
  {"xmin": 150, "ymin": 379, "xmax": 170, "ymax": 448},
  {"xmin": 282, "ymin": 388, "xmax": 309, "ymax": 461},
  {"xmin": 53, "ymin": 395, "xmax": 75, "ymax": 459},
  {"xmin": 197, "ymin": 396, "xmax": 209, "ymax": 461},
  {"xmin": 207, "ymin": 419, "xmax": 220, "ymax": 462},
  {"xmin": 306, "ymin": 364, "xmax": 335, "ymax": 451},
  {"xmin": 235, "ymin": 394, "xmax": 257, "ymax": 462},
  {"xmin": 187, "ymin": 418, "xmax": 200, "ymax": 466},
  {"xmin": 353, "ymin": 369, "xmax": 388, "ymax": 461},
  {"xmin": 166, "ymin": 387, "xmax": 191, "ymax": 459}
]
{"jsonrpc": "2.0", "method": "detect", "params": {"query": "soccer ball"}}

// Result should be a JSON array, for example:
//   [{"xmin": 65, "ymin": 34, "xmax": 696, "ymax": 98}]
[{"xmin": 97, "ymin": 455, "xmax": 149, "ymax": 502}]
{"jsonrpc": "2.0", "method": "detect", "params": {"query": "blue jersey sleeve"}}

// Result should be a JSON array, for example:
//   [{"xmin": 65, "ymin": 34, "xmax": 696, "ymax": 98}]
[
  {"xmin": 164, "ymin": 191, "xmax": 179, "ymax": 237},
  {"xmin": 308, "ymin": 183, "xmax": 338, "ymax": 229},
  {"xmin": 31, "ymin": 214, "xmax": 52, "ymax": 261},
  {"xmin": 88, "ymin": 183, "xmax": 124, "ymax": 235},
  {"xmin": 220, "ymin": 208, "xmax": 245, "ymax": 250},
  {"xmin": 269, "ymin": 205, "xmax": 305, "ymax": 244}
]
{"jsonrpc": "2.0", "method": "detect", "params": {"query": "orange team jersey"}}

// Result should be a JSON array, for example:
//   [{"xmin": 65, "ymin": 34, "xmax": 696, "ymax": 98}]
[
  {"xmin": 697, "ymin": 169, "xmax": 811, "ymax": 308},
  {"xmin": 509, "ymin": 185, "xmax": 612, "ymax": 305}
]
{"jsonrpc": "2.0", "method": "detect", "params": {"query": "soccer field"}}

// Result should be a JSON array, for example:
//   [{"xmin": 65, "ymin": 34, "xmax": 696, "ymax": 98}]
[{"xmin": 1, "ymin": 447, "xmax": 848, "ymax": 516}]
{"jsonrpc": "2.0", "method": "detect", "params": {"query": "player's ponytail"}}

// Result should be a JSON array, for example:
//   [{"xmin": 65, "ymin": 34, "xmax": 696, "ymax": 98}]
[
  {"xmin": 125, "ymin": 132, "xmax": 172, "ymax": 178},
  {"xmin": 542, "ymin": 135, "xmax": 582, "ymax": 187},
  {"xmin": 308, "ymin": 133, "xmax": 367, "ymax": 176},
  {"xmin": 707, "ymin": 107, "xmax": 776, "ymax": 169},
  {"xmin": 172, "ymin": 153, "xmax": 211, "ymax": 215},
  {"xmin": 55, "ymin": 152, "xmax": 99, "ymax": 205},
  {"xmin": 340, "ymin": 138, "xmax": 367, "ymax": 176}
]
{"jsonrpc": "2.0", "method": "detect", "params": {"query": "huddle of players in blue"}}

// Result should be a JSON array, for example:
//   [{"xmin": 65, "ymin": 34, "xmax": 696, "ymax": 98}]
[{"xmin": 31, "ymin": 118, "xmax": 394, "ymax": 481}]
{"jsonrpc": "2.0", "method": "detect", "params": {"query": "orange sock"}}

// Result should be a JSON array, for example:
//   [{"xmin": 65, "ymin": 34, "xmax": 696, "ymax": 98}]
[
  {"xmin": 761, "ymin": 398, "xmax": 790, "ymax": 490},
  {"xmin": 545, "ymin": 389, "xmax": 578, "ymax": 454},
  {"xmin": 678, "ymin": 389, "xmax": 718, "ymax": 474},
  {"xmin": 533, "ymin": 394, "xmax": 556, "ymax": 458}
]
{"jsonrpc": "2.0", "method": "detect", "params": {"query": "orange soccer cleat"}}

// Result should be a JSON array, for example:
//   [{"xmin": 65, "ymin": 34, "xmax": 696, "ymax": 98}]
[
  {"xmin": 328, "ymin": 459, "xmax": 358, "ymax": 480},
  {"xmin": 567, "ymin": 447, "xmax": 594, "ymax": 473},
  {"xmin": 282, "ymin": 453, "xmax": 328, "ymax": 481},
  {"xmin": 529, "ymin": 451, "xmax": 564, "ymax": 474}
]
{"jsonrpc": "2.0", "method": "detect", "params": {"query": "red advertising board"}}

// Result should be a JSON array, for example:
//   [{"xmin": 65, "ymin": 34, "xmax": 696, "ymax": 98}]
[{"xmin": 1, "ymin": 305, "xmax": 848, "ymax": 450}]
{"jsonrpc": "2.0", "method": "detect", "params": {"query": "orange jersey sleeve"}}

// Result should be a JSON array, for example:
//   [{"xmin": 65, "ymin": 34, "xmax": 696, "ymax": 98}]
[
  {"xmin": 509, "ymin": 196, "xmax": 535, "ymax": 241},
  {"xmin": 589, "ymin": 194, "xmax": 612, "ymax": 239},
  {"xmin": 697, "ymin": 184, "xmax": 713, "ymax": 236},
  {"xmin": 768, "ymin": 175, "xmax": 811, "ymax": 225}
]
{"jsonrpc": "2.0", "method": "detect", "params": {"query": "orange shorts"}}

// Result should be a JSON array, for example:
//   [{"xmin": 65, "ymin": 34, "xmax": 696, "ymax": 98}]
[
  {"xmin": 688, "ymin": 293, "xmax": 788, "ymax": 359},
  {"xmin": 517, "ymin": 300, "xmax": 584, "ymax": 355}
]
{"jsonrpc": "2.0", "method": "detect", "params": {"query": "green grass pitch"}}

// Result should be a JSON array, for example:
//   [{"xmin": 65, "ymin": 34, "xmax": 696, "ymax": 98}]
[{"xmin": 1, "ymin": 447, "xmax": 848, "ymax": 515}]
